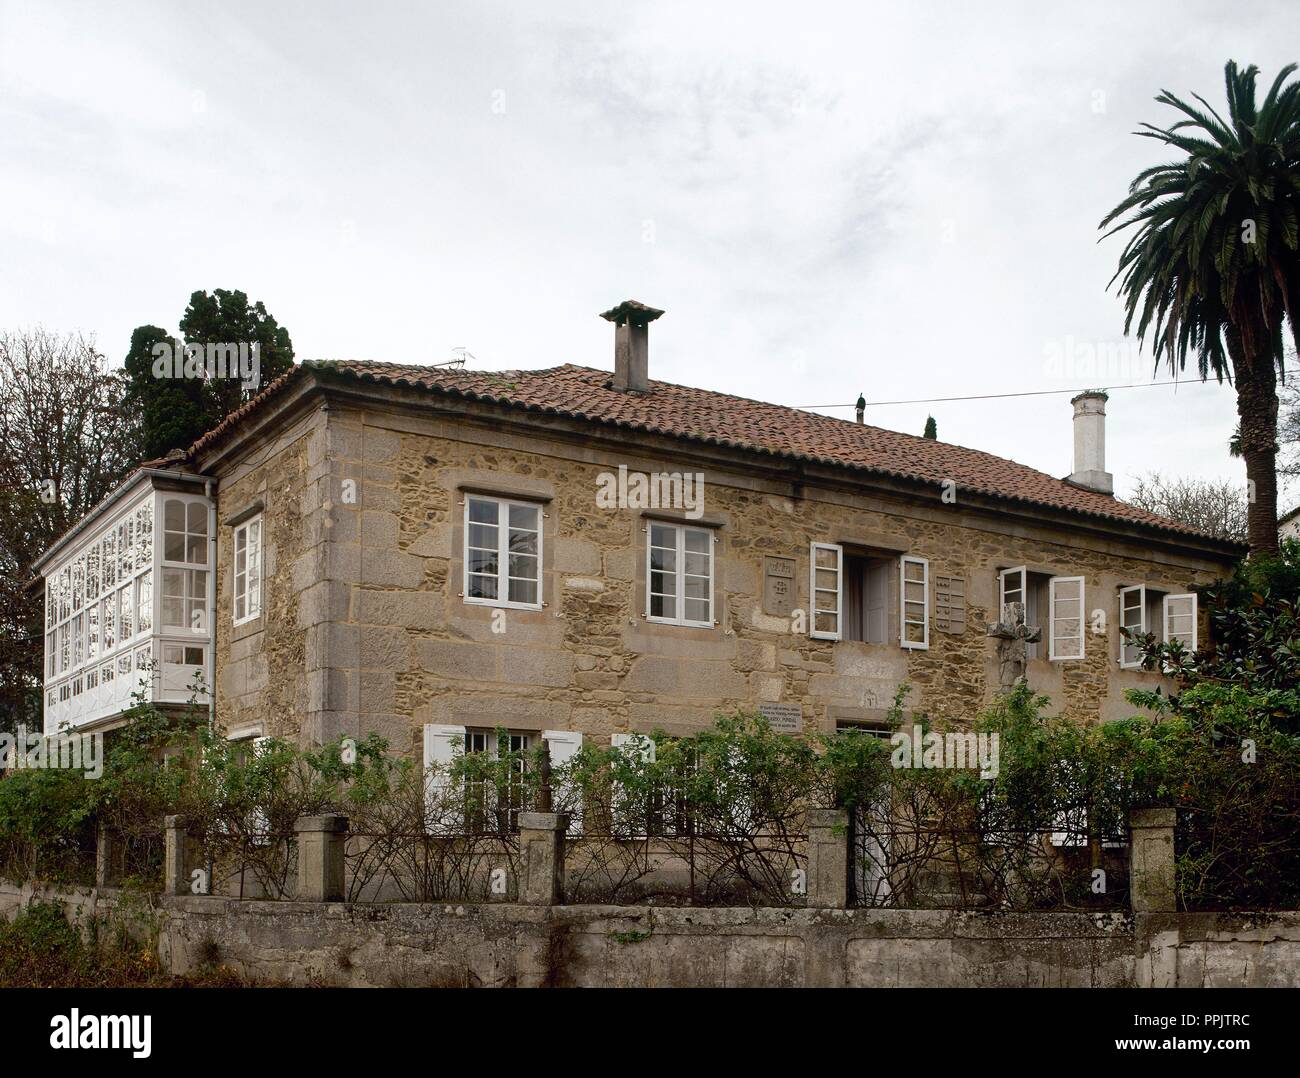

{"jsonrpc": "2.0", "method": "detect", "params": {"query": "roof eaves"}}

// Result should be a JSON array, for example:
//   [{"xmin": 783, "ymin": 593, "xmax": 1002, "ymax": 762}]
[{"xmin": 306, "ymin": 361, "xmax": 1239, "ymax": 553}]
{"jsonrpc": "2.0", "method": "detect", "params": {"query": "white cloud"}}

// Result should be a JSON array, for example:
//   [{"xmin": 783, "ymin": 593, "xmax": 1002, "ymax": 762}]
[{"xmin": 1, "ymin": 0, "xmax": 1296, "ymax": 502}]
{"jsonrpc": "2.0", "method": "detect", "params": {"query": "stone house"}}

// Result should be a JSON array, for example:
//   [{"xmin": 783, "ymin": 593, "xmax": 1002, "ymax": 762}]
[{"xmin": 36, "ymin": 301, "xmax": 1242, "ymax": 781}]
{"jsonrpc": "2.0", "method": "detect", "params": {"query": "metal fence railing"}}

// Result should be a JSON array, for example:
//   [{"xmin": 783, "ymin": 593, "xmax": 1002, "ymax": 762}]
[{"xmin": 848, "ymin": 818, "xmax": 1129, "ymax": 911}]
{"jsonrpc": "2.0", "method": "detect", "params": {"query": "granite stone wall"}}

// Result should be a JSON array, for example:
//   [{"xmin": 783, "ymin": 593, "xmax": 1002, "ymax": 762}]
[{"xmin": 209, "ymin": 397, "xmax": 1229, "ymax": 752}]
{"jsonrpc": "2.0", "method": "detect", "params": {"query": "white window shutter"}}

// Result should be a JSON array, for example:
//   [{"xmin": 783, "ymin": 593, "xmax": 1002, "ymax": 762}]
[
  {"xmin": 1048, "ymin": 576, "xmax": 1085, "ymax": 661},
  {"xmin": 423, "ymin": 723, "xmax": 466, "ymax": 833},
  {"xmin": 610, "ymin": 733, "xmax": 654, "ymax": 837},
  {"xmin": 809, "ymin": 542, "xmax": 843, "ymax": 640},
  {"xmin": 899, "ymin": 556, "xmax": 929, "ymax": 650},
  {"xmin": 543, "ymin": 730, "xmax": 583, "ymax": 834},
  {"xmin": 1118, "ymin": 585, "xmax": 1146, "ymax": 668},
  {"xmin": 1163, "ymin": 593, "xmax": 1198, "ymax": 652}
]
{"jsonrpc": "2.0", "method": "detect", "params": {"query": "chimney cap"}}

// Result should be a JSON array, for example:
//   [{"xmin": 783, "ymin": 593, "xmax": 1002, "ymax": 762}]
[
  {"xmin": 1070, "ymin": 389, "xmax": 1109, "ymax": 405},
  {"xmin": 600, "ymin": 300, "xmax": 665, "ymax": 326}
]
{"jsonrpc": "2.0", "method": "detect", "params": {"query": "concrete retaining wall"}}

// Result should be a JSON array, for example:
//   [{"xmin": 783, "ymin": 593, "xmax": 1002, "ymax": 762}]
[{"xmin": 5, "ymin": 879, "xmax": 1299, "ymax": 987}]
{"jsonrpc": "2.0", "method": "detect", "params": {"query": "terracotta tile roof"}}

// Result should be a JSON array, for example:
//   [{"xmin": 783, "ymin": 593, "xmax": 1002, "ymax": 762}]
[{"xmin": 186, "ymin": 359, "xmax": 1237, "ymax": 547}]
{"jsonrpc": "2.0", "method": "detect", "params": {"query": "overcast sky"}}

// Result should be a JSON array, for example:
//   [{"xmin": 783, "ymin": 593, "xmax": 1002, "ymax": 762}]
[{"xmin": 3, "ymin": 0, "xmax": 1298, "ymax": 506}]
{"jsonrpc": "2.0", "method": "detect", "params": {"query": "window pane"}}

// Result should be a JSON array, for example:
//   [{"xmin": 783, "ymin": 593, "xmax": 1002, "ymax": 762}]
[
  {"xmin": 684, "ymin": 576, "xmax": 709, "ymax": 600},
  {"xmin": 136, "ymin": 524, "xmax": 151, "ymax": 569},
  {"xmin": 650, "ymin": 523, "xmax": 675, "ymax": 548},
  {"xmin": 137, "ymin": 572, "xmax": 152, "ymax": 632},
  {"xmin": 684, "ymin": 529, "xmax": 709, "ymax": 554},
  {"xmin": 164, "ymin": 532, "xmax": 185, "ymax": 561},
  {"xmin": 165, "ymin": 500, "xmax": 185, "ymax": 531},
  {"xmin": 508, "ymin": 529, "xmax": 538, "ymax": 555},
  {"xmin": 163, "ymin": 597, "xmax": 184, "ymax": 627},
  {"xmin": 650, "ymin": 546, "xmax": 676, "ymax": 572},
  {"xmin": 187, "ymin": 534, "xmax": 206, "ymax": 563},
  {"xmin": 467, "ymin": 549, "xmax": 498, "ymax": 574},
  {"xmin": 468, "ymin": 498, "xmax": 497, "ymax": 524},
  {"xmin": 685, "ymin": 598, "xmax": 709, "ymax": 623},
  {"xmin": 163, "ymin": 567, "xmax": 184, "ymax": 597},
  {"xmin": 187, "ymin": 501, "xmax": 207, "ymax": 533},
  {"xmin": 468, "ymin": 574, "xmax": 498, "ymax": 599},
  {"xmin": 508, "ymin": 578, "xmax": 538, "ymax": 605},
  {"xmin": 508, "ymin": 553, "xmax": 538, "ymax": 581},
  {"xmin": 508, "ymin": 504, "xmax": 538, "ymax": 530},
  {"xmin": 650, "ymin": 593, "xmax": 676, "ymax": 619},
  {"xmin": 119, "ymin": 522, "xmax": 131, "ymax": 575},
  {"xmin": 468, "ymin": 523, "xmax": 497, "ymax": 550}
]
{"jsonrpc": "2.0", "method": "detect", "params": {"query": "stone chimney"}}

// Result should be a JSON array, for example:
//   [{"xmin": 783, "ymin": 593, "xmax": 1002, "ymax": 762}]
[
  {"xmin": 1067, "ymin": 390, "xmax": 1112, "ymax": 494},
  {"xmin": 601, "ymin": 300, "xmax": 664, "ymax": 393}
]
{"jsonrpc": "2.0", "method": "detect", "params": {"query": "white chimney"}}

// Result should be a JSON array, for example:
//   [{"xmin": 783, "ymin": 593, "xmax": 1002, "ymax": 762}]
[
  {"xmin": 1068, "ymin": 390, "xmax": 1112, "ymax": 494},
  {"xmin": 601, "ymin": 300, "xmax": 663, "ymax": 393}
]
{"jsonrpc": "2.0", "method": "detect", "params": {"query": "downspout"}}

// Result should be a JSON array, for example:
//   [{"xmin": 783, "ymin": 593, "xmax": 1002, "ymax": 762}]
[
  {"xmin": 205, "ymin": 478, "xmax": 216, "ymax": 733},
  {"xmin": 205, "ymin": 477, "xmax": 217, "ymax": 897}
]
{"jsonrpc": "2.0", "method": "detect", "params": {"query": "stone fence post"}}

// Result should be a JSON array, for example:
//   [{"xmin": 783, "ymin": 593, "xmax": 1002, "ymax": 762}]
[
  {"xmin": 806, "ymin": 808, "xmax": 849, "ymax": 909},
  {"xmin": 163, "ymin": 815, "xmax": 189, "ymax": 896},
  {"xmin": 95, "ymin": 823, "xmax": 115, "ymax": 889},
  {"xmin": 518, "ymin": 811, "xmax": 569, "ymax": 905},
  {"xmin": 1129, "ymin": 807, "xmax": 1177, "ymax": 913},
  {"xmin": 296, "ymin": 815, "xmax": 349, "ymax": 902}
]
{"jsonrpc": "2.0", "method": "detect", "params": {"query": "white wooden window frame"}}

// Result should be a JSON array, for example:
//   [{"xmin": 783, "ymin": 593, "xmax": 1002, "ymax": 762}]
[
  {"xmin": 233, "ymin": 515, "xmax": 263, "ymax": 626},
  {"xmin": 1048, "ymin": 575, "xmax": 1085, "ymax": 661},
  {"xmin": 809, "ymin": 542, "xmax": 843, "ymax": 641},
  {"xmin": 463, "ymin": 495, "xmax": 543, "ymax": 611},
  {"xmin": 646, "ymin": 521, "xmax": 714, "ymax": 628},
  {"xmin": 1118, "ymin": 584, "xmax": 1146, "ymax": 668},
  {"xmin": 998, "ymin": 566, "xmax": 1027, "ymax": 624},
  {"xmin": 1163, "ymin": 593, "xmax": 1198, "ymax": 652},
  {"xmin": 899, "ymin": 555, "xmax": 929, "ymax": 650},
  {"xmin": 43, "ymin": 493, "xmax": 157, "ymax": 717}
]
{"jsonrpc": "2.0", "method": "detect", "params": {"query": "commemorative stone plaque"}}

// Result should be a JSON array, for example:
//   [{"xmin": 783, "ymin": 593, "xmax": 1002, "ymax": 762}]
[{"xmin": 758, "ymin": 702, "xmax": 803, "ymax": 733}]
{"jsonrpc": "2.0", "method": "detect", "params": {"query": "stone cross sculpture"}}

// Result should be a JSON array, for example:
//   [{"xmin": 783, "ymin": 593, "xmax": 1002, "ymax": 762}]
[{"xmin": 985, "ymin": 601, "xmax": 1043, "ymax": 690}]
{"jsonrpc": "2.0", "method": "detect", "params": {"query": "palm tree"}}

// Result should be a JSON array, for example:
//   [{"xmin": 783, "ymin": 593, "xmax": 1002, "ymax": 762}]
[{"xmin": 1101, "ymin": 61, "xmax": 1300, "ymax": 555}]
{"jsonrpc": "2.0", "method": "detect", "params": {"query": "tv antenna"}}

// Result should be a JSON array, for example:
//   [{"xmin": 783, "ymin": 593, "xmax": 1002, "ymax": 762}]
[{"xmin": 435, "ymin": 347, "xmax": 473, "ymax": 370}]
